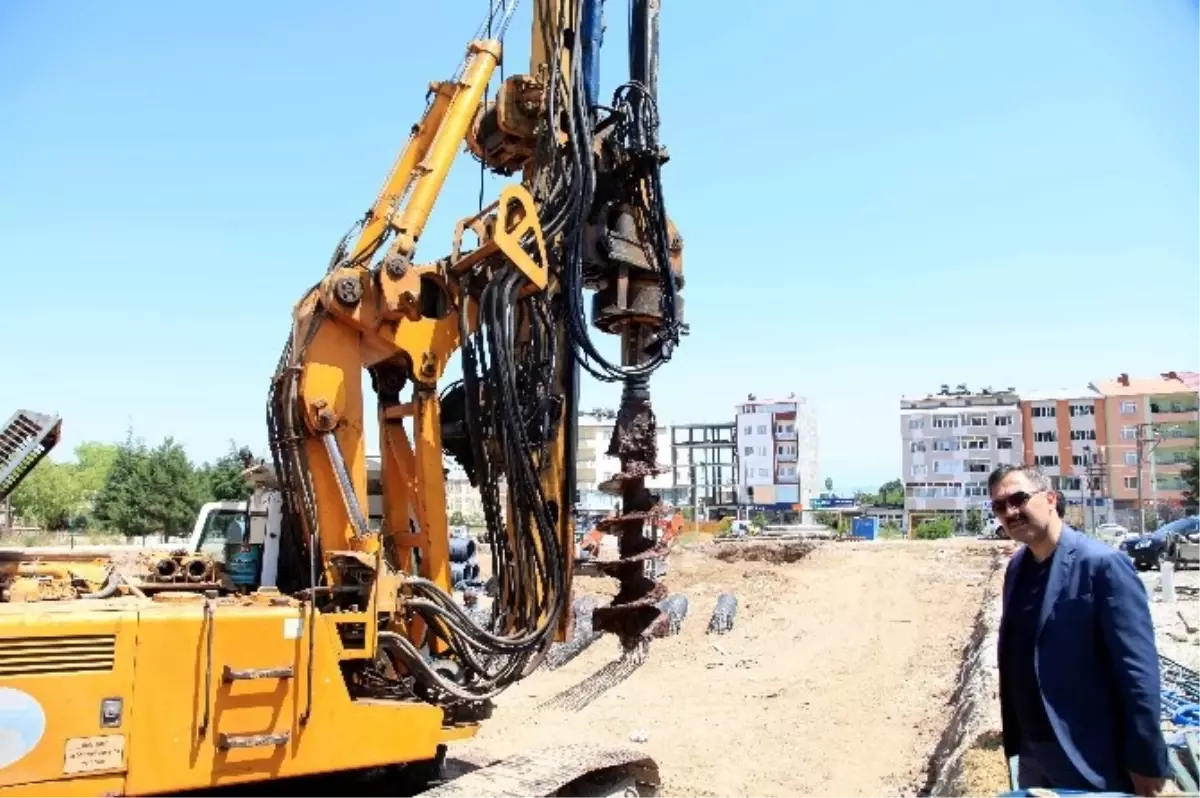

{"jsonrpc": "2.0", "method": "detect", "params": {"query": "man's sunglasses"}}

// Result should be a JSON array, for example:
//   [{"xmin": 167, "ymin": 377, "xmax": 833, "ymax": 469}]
[{"xmin": 991, "ymin": 489, "xmax": 1046, "ymax": 517}]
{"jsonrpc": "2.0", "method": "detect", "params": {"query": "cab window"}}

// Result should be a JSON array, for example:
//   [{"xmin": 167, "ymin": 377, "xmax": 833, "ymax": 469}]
[{"xmin": 197, "ymin": 509, "xmax": 247, "ymax": 562}]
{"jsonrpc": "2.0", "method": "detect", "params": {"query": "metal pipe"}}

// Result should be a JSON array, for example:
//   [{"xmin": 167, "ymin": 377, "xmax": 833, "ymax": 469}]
[
  {"xmin": 449, "ymin": 537, "xmax": 477, "ymax": 563},
  {"xmin": 706, "ymin": 592, "xmax": 738, "ymax": 635},
  {"xmin": 81, "ymin": 569, "xmax": 122, "ymax": 600},
  {"xmin": 656, "ymin": 592, "xmax": 688, "ymax": 635},
  {"xmin": 580, "ymin": 0, "xmax": 604, "ymax": 111}
]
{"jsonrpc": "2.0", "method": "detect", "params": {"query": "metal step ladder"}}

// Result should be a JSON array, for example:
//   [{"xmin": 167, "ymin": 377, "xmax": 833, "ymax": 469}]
[{"xmin": 0, "ymin": 409, "xmax": 62, "ymax": 500}]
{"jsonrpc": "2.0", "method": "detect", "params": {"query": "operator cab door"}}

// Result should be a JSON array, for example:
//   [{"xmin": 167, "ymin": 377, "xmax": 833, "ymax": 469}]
[{"xmin": 190, "ymin": 504, "xmax": 249, "ymax": 565}]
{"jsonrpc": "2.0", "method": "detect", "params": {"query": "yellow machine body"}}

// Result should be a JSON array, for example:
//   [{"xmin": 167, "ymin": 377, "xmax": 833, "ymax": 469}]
[{"xmin": 0, "ymin": 595, "xmax": 469, "ymax": 795}]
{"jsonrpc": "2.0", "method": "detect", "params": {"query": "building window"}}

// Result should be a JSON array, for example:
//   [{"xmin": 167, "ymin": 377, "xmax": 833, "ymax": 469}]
[
  {"xmin": 758, "ymin": 468, "xmax": 768, "ymax": 477},
  {"xmin": 961, "ymin": 436, "xmax": 989, "ymax": 450},
  {"xmin": 1060, "ymin": 477, "xmax": 1081, "ymax": 491},
  {"xmin": 964, "ymin": 460, "xmax": 990, "ymax": 474},
  {"xmin": 912, "ymin": 464, "xmax": 927, "ymax": 477},
  {"xmin": 1123, "ymin": 451, "xmax": 1137, "ymax": 466},
  {"xmin": 1088, "ymin": 477, "xmax": 1101, "ymax": 490},
  {"xmin": 1121, "ymin": 426, "xmax": 1136, "ymax": 440},
  {"xmin": 1124, "ymin": 476, "xmax": 1138, "ymax": 489},
  {"xmin": 968, "ymin": 415, "xmax": 989, "ymax": 427},
  {"xmin": 757, "ymin": 425, "xmax": 767, "ymax": 434},
  {"xmin": 744, "ymin": 446, "xmax": 753, "ymax": 456},
  {"xmin": 997, "ymin": 437, "xmax": 1013, "ymax": 450},
  {"xmin": 1151, "ymin": 396, "xmax": 1200, "ymax": 414},
  {"xmin": 1035, "ymin": 431, "xmax": 1057, "ymax": 443},
  {"xmin": 1035, "ymin": 455, "xmax": 1058, "ymax": 467},
  {"xmin": 996, "ymin": 416, "xmax": 1012, "ymax": 426},
  {"xmin": 932, "ymin": 416, "xmax": 958, "ymax": 429},
  {"xmin": 1069, "ymin": 429, "xmax": 1096, "ymax": 441},
  {"xmin": 910, "ymin": 441, "xmax": 927, "ymax": 453},
  {"xmin": 932, "ymin": 460, "xmax": 956, "ymax": 474},
  {"xmin": 908, "ymin": 418, "xmax": 923, "ymax": 430},
  {"xmin": 743, "ymin": 426, "xmax": 752, "ymax": 435},
  {"xmin": 1069, "ymin": 404, "xmax": 1094, "ymax": 417},
  {"xmin": 1156, "ymin": 474, "xmax": 1186, "ymax": 491},
  {"xmin": 1120, "ymin": 401, "xmax": 1136, "ymax": 415},
  {"xmin": 1032, "ymin": 406, "xmax": 1056, "ymax": 418},
  {"xmin": 965, "ymin": 482, "xmax": 988, "ymax": 497},
  {"xmin": 932, "ymin": 438, "xmax": 958, "ymax": 452}
]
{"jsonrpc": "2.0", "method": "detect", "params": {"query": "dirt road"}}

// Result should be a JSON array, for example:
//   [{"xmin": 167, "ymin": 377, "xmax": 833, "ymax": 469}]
[{"xmin": 458, "ymin": 538, "xmax": 1005, "ymax": 797}]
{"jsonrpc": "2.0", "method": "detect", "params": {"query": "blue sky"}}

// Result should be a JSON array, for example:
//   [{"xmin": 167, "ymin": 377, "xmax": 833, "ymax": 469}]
[{"xmin": 2, "ymin": 0, "xmax": 1196, "ymax": 491}]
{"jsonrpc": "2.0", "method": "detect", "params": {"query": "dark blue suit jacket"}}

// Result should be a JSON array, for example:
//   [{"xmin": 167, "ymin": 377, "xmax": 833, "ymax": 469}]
[{"xmin": 998, "ymin": 526, "xmax": 1171, "ymax": 789}]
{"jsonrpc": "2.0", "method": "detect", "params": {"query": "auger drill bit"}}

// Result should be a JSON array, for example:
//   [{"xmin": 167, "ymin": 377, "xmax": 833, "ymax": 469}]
[{"xmin": 591, "ymin": 377, "xmax": 672, "ymax": 649}]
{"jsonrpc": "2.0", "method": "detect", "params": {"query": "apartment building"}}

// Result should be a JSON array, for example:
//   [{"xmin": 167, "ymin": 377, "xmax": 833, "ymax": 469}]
[
  {"xmin": 670, "ymin": 422, "xmax": 738, "ymax": 516},
  {"xmin": 900, "ymin": 388, "xmax": 1022, "ymax": 528},
  {"xmin": 1088, "ymin": 372, "xmax": 1200, "ymax": 512},
  {"xmin": 734, "ymin": 394, "xmax": 819, "ymax": 510},
  {"xmin": 575, "ymin": 410, "xmax": 677, "ymax": 516},
  {"xmin": 1018, "ymin": 389, "xmax": 1109, "ymax": 523},
  {"xmin": 444, "ymin": 464, "xmax": 508, "ymax": 523}
]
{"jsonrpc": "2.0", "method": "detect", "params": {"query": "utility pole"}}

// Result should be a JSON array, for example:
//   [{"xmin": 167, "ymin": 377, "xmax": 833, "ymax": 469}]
[
  {"xmin": 1083, "ymin": 445, "xmax": 1093, "ymax": 533},
  {"xmin": 1135, "ymin": 422, "xmax": 1167, "ymax": 534}
]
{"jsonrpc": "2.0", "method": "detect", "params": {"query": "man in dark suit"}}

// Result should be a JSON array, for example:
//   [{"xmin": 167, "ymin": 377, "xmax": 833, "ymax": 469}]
[{"xmin": 990, "ymin": 464, "xmax": 1171, "ymax": 795}]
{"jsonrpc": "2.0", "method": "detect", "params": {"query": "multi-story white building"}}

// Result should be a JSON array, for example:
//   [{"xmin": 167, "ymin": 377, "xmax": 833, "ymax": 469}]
[
  {"xmin": 734, "ymin": 395, "xmax": 819, "ymax": 510},
  {"xmin": 575, "ymin": 410, "xmax": 676, "ymax": 516},
  {"xmin": 901, "ymin": 388, "xmax": 1023, "ymax": 529}
]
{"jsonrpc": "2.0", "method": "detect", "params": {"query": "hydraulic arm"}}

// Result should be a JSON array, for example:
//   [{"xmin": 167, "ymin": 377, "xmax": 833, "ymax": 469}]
[{"xmin": 266, "ymin": 0, "xmax": 684, "ymax": 714}]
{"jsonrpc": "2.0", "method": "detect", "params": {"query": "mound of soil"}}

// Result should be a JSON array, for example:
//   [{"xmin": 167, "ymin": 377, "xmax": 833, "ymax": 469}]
[{"xmin": 712, "ymin": 540, "xmax": 817, "ymax": 564}]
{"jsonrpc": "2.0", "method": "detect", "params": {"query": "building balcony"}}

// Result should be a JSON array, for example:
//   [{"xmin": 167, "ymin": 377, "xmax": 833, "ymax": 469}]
[{"xmin": 775, "ymin": 430, "xmax": 798, "ymax": 441}]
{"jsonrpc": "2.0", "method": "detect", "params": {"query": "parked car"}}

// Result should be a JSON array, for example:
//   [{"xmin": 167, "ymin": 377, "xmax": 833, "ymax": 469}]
[
  {"xmin": 1127, "ymin": 528, "xmax": 1174, "ymax": 571},
  {"xmin": 1125, "ymin": 515, "xmax": 1200, "ymax": 571}
]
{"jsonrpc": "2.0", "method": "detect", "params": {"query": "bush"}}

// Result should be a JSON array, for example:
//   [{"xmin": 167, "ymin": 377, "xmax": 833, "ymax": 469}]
[{"xmin": 915, "ymin": 516, "xmax": 954, "ymax": 540}]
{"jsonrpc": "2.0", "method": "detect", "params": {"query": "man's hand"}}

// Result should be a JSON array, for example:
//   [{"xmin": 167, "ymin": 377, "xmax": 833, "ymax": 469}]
[{"xmin": 1129, "ymin": 771, "xmax": 1166, "ymax": 797}]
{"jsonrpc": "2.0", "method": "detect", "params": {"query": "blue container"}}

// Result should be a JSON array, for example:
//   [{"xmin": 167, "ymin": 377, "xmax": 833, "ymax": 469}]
[
  {"xmin": 852, "ymin": 517, "xmax": 879, "ymax": 541},
  {"xmin": 225, "ymin": 544, "xmax": 262, "ymax": 588}
]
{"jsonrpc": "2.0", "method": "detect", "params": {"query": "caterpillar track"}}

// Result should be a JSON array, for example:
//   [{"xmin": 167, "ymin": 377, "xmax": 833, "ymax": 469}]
[{"xmin": 422, "ymin": 743, "xmax": 660, "ymax": 797}]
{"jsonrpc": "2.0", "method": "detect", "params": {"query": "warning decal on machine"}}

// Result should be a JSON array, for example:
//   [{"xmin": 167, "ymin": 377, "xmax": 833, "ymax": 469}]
[{"xmin": 62, "ymin": 734, "xmax": 125, "ymax": 775}]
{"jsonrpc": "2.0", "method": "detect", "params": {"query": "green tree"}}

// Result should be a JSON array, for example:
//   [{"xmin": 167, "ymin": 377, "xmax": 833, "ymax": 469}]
[
  {"xmin": 1182, "ymin": 449, "xmax": 1199, "ymax": 512},
  {"xmin": 878, "ymin": 479, "xmax": 905, "ymax": 506},
  {"xmin": 140, "ymin": 438, "xmax": 205, "ymax": 538},
  {"xmin": 74, "ymin": 442, "xmax": 120, "ymax": 500},
  {"xmin": 813, "ymin": 510, "xmax": 839, "ymax": 529},
  {"xmin": 93, "ymin": 435, "xmax": 153, "ymax": 538},
  {"xmin": 964, "ymin": 507, "xmax": 984, "ymax": 536},
  {"xmin": 449, "ymin": 511, "xmax": 467, "ymax": 526},
  {"xmin": 1141, "ymin": 507, "xmax": 1160, "ymax": 533},
  {"xmin": 198, "ymin": 442, "xmax": 253, "ymax": 502},
  {"xmin": 915, "ymin": 516, "xmax": 954, "ymax": 540},
  {"xmin": 8, "ymin": 442, "xmax": 119, "ymax": 530},
  {"xmin": 9, "ymin": 460, "xmax": 81, "ymax": 529}
]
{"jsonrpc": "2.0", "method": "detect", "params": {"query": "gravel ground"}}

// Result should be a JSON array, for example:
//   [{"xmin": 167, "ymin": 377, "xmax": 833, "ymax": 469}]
[
  {"xmin": 457, "ymin": 539, "xmax": 1004, "ymax": 797},
  {"xmin": 1140, "ymin": 566, "xmax": 1200, "ymax": 672}
]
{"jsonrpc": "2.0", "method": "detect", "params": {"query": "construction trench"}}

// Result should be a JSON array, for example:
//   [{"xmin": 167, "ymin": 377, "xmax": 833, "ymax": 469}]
[{"xmin": 463, "ymin": 537, "xmax": 1011, "ymax": 797}]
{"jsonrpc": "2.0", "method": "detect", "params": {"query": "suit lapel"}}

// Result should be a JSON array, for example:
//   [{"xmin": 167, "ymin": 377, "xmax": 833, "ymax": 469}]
[
  {"xmin": 1037, "ymin": 526, "xmax": 1078, "ymax": 636},
  {"xmin": 1002, "ymin": 546, "xmax": 1024, "ymax": 615}
]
